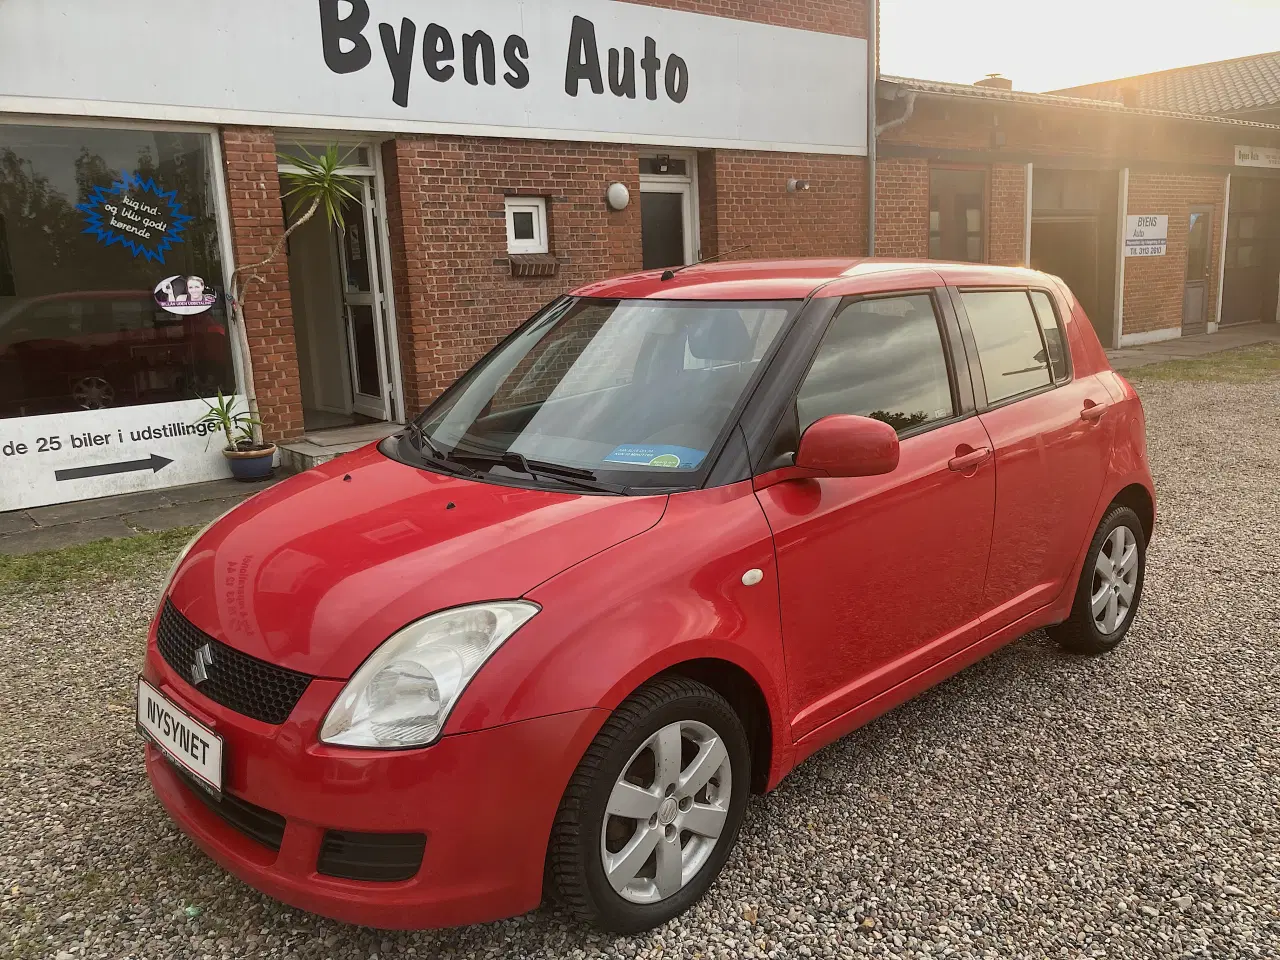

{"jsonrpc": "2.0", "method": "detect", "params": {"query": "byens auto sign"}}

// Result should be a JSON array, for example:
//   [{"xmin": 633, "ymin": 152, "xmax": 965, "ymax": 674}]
[{"xmin": 0, "ymin": 0, "xmax": 867, "ymax": 156}]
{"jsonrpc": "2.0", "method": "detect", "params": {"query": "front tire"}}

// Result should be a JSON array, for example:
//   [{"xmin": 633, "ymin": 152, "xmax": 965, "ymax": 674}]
[
  {"xmin": 549, "ymin": 677, "xmax": 750, "ymax": 933},
  {"xmin": 1049, "ymin": 504, "xmax": 1147, "ymax": 654}
]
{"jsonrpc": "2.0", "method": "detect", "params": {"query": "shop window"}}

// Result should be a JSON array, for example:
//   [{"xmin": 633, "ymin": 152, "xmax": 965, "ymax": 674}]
[
  {"xmin": 929, "ymin": 168, "xmax": 986, "ymax": 262},
  {"xmin": 0, "ymin": 123, "xmax": 234, "ymax": 419},
  {"xmin": 505, "ymin": 197, "xmax": 548, "ymax": 255}
]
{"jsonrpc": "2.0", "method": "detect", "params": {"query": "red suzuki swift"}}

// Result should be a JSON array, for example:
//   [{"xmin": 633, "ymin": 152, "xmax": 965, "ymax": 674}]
[{"xmin": 139, "ymin": 259, "xmax": 1154, "ymax": 933}]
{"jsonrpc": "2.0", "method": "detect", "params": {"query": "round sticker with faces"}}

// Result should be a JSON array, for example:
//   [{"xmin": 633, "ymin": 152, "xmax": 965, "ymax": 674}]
[{"xmin": 154, "ymin": 275, "xmax": 217, "ymax": 316}]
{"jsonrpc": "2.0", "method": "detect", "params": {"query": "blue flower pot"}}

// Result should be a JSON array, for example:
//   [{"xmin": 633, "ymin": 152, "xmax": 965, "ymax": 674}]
[{"xmin": 225, "ymin": 445, "xmax": 276, "ymax": 482}]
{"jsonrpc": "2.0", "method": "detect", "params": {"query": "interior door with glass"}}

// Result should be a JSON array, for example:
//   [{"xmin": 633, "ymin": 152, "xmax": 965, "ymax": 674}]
[
  {"xmin": 1182, "ymin": 205, "xmax": 1212, "ymax": 335},
  {"xmin": 337, "ymin": 179, "xmax": 392, "ymax": 420}
]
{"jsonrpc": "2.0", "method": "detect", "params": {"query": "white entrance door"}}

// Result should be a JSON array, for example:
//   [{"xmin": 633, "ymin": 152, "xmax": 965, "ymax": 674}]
[
  {"xmin": 336, "ymin": 178, "xmax": 393, "ymax": 420},
  {"xmin": 640, "ymin": 153, "xmax": 699, "ymax": 270}
]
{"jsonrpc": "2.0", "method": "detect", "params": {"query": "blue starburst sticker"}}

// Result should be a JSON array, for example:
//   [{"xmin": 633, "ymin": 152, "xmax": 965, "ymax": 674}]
[{"xmin": 76, "ymin": 174, "xmax": 192, "ymax": 264}]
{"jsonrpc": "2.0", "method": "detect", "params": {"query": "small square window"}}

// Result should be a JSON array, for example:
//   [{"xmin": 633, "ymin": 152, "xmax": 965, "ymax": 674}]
[{"xmin": 505, "ymin": 197, "xmax": 548, "ymax": 255}]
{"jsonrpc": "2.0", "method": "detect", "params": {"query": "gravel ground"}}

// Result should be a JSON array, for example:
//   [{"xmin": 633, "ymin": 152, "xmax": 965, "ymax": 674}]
[{"xmin": 2, "ymin": 374, "xmax": 1278, "ymax": 960}]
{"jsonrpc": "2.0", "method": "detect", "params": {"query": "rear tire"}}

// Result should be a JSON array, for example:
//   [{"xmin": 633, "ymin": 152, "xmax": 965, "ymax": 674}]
[
  {"xmin": 1049, "ymin": 504, "xmax": 1146, "ymax": 654},
  {"xmin": 549, "ymin": 677, "xmax": 750, "ymax": 933}
]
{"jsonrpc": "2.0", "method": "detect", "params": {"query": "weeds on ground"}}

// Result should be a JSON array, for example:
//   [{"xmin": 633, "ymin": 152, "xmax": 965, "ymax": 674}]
[
  {"xmin": 1129, "ymin": 342, "xmax": 1280, "ymax": 383},
  {"xmin": 0, "ymin": 527, "xmax": 197, "ymax": 594}
]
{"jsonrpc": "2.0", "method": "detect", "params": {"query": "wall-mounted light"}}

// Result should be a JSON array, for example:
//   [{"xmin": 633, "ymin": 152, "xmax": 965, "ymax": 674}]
[
  {"xmin": 656, "ymin": 154, "xmax": 671, "ymax": 174},
  {"xmin": 787, "ymin": 179, "xmax": 811, "ymax": 193},
  {"xmin": 606, "ymin": 182, "xmax": 631, "ymax": 211}
]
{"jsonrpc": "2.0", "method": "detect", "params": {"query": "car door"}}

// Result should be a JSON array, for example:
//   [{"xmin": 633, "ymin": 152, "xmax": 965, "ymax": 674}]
[
  {"xmin": 953, "ymin": 287, "xmax": 1114, "ymax": 631},
  {"xmin": 754, "ymin": 291, "xmax": 996, "ymax": 744}
]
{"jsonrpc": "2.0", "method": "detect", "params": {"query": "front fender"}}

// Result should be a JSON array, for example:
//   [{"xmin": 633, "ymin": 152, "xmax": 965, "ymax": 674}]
[{"xmin": 448, "ymin": 480, "xmax": 792, "ymax": 787}]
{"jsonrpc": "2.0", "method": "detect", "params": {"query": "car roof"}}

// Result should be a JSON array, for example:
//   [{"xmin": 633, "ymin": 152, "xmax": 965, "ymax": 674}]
[{"xmin": 569, "ymin": 258, "xmax": 1056, "ymax": 301}]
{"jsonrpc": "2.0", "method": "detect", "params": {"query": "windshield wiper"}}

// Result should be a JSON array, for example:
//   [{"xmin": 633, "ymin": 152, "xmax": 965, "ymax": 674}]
[
  {"xmin": 402, "ymin": 422, "xmax": 479, "ymax": 478},
  {"xmin": 449, "ymin": 449, "xmax": 627, "ymax": 494}
]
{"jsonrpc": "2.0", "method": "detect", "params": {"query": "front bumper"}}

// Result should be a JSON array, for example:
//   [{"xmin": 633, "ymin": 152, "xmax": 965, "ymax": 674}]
[{"xmin": 142, "ymin": 647, "xmax": 606, "ymax": 929}]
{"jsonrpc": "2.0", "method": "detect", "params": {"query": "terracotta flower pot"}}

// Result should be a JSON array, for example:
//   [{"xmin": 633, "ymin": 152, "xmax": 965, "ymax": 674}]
[{"xmin": 224, "ymin": 443, "xmax": 277, "ymax": 482}]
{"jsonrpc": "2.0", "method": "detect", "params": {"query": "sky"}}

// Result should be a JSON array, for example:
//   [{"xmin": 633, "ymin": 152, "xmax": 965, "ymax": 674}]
[{"xmin": 880, "ymin": 0, "xmax": 1280, "ymax": 92}]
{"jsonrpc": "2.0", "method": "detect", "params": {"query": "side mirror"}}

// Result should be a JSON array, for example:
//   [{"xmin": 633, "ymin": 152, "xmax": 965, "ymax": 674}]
[{"xmin": 795, "ymin": 415, "xmax": 900, "ymax": 478}]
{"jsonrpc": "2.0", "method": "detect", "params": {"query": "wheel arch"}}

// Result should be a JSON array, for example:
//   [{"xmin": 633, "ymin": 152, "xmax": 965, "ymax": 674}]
[
  {"xmin": 653, "ymin": 658, "xmax": 774, "ymax": 794},
  {"xmin": 1111, "ymin": 482, "xmax": 1154, "ymax": 543}
]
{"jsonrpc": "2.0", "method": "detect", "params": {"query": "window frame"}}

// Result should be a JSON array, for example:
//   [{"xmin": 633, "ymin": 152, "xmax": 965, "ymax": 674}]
[
  {"xmin": 950, "ymin": 285, "xmax": 1072, "ymax": 413},
  {"xmin": 504, "ymin": 196, "xmax": 549, "ymax": 255},
  {"xmin": 749, "ymin": 287, "xmax": 972, "ymax": 476}
]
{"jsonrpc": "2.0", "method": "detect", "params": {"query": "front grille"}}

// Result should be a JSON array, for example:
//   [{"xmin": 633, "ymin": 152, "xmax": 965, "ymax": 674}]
[
  {"xmin": 317, "ymin": 831, "xmax": 426, "ymax": 882},
  {"xmin": 171, "ymin": 762, "xmax": 286, "ymax": 851},
  {"xmin": 156, "ymin": 600, "xmax": 312, "ymax": 725}
]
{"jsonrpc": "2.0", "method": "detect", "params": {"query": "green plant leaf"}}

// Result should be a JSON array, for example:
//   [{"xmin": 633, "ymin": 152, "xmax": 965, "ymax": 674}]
[{"xmin": 278, "ymin": 144, "xmax": 361, "ymax": 231}]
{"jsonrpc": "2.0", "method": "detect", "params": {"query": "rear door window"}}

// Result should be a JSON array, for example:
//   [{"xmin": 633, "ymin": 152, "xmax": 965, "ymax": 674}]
[
  {"xmin": 797, "ymin": 294, "xmax": 956, "ymax": 435},
  {"xmin": 961, "ymin": 291, "xmax": 1052, "ymax": 404}
]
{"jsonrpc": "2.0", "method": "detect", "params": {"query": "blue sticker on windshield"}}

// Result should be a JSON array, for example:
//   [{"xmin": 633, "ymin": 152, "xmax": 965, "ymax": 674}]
[{"xmin": 604, "ymin": 445, "xmax": 707, "ymax": 469}]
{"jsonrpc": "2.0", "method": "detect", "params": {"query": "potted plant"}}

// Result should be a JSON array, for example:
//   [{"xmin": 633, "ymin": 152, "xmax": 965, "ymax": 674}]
[
  {"xmin": 223, "ymin": 145, "xmax": 360, "ymax": 448},
  {"xmin": 197, "ymin": 390, "xmax": 274, "ymax": 481}
]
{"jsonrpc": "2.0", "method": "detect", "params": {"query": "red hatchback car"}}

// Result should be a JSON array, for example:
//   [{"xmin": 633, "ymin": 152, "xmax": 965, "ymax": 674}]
[{"xmin": 139, "ymin": 259, "xmax": 1154, "ymax": 933}]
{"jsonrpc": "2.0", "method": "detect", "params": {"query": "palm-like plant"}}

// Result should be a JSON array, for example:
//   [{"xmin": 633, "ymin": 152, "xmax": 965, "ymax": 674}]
[{"xmin": 226, "ymin": 145, "xmax": 361, "ymax": 444}]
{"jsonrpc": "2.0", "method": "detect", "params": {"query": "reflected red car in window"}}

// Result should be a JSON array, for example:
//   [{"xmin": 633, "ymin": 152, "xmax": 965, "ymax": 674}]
[
  {"xmin": 139, "ymin": 259, "xmax": 1154, "ymax": 933},
  {"xmin": 0, "ymin": 290, "xmax": 234, "ymax": 417}
]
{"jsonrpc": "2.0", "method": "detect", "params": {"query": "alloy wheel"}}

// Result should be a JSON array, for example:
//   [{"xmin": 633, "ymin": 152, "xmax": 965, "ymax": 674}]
[
  {"xmin": 600, "ymin": 719, "xmax": 732, "ymax": 904},
  {"xmin": 72, "ymin": 376, "xmax": 115, "ymax": 410},
  {"xmin": 1091, "ymin": 524, "xmax": 1139, "ymax": 634}
]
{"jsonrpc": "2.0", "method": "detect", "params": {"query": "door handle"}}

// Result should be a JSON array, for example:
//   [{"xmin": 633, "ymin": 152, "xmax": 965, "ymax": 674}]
[
  {"xmin": 948, "ymin": 447, "xmax": 992, "ymax": 472},
  {"xmin": 1080, "ymin": 400, "xmax": 1108, "ymax": 423}
]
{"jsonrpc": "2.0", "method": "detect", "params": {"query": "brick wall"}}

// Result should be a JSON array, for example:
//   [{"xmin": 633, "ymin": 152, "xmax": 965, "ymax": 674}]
[
  {"xmin": 872, "ymin": 157, "xmax": 1027, "ymax": 264},
  {"xmin": 381, "ymin": 135, "xmax": 643, "ymax": 405},
  {"xmin": 874, "ymin": 157, "xmax": 928, "ymax": 257},
  {"xmin": 1122, "ymin": 173, "xmax": 1226, "ymax": 337},
  {"xmin": 989, "ymin": 163, "xmax": 1027, "ymax": 266},
  {"xmin": 220, "ymin": 128, "xmax": 303, "ymax": 442},
  {"xmin": 382, "ymin": 138, "xmax": 870, "ymax": 408},
  {"xmin": 701, "ymin": 151, "xmax": 868, "ymax": 261}
]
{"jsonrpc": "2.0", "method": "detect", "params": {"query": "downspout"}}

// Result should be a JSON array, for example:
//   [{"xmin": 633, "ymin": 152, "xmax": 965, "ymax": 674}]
[
  {"xmin": 866, "ymin": 0, "xmax": 878, "ymax": 256},
  {"xmin": 876, "ymin": 91, "xmax": 917, "ymax": 137}
]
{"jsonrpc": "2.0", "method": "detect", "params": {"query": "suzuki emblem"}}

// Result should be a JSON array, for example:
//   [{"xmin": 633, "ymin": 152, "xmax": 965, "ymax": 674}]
[{"xmin": 191, "ymin": 644, "xmax": 213, "ymax": 685}]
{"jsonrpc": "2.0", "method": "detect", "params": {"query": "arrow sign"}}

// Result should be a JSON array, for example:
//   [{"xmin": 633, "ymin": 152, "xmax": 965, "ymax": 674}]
[{"xmin": 55, "ymin": 454, "xmax": 174, "ymax": 482}]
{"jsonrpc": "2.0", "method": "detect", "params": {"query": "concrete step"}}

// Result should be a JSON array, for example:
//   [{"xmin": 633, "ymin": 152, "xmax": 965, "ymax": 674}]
[{"xmin": 278, "ymin": 422, "xmax": 401, "ymax": 472}]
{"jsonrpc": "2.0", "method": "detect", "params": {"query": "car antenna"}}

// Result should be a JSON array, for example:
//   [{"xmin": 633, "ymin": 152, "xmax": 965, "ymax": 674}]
[{"xmin": 660, "ymin": 244, "xmax": 752, "ymax": 281}]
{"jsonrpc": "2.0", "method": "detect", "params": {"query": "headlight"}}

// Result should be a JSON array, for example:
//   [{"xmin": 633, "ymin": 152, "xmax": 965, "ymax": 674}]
[{"xmin": 319, "ymin": 602, "xmax": 540, "ymax": 749}]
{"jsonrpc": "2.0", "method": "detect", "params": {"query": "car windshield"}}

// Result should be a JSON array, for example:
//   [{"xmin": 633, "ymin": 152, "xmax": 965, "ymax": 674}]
[{"xmin": 412, "ymin": 297, "xmax": 798, "ymax": 488}]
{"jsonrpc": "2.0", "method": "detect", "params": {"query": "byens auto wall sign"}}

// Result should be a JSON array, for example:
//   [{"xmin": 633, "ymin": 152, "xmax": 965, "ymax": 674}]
[{"xmin": 0, "ymin": 0, "xmax": 867, "ymax": 156}]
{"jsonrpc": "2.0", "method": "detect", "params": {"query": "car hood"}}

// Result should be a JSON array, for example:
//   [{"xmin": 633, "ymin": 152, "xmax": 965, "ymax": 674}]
[{"xmin": 166, "ymin": 444, "xmax": 667, "ymax": 678}]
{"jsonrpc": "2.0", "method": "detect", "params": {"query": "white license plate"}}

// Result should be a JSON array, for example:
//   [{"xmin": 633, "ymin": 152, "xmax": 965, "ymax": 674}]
[{"xmin": 137, "ymin": 678, "xmax": 224, "ymax": 795}]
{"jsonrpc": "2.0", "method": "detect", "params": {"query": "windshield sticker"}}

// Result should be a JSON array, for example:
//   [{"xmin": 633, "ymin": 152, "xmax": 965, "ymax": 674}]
[{"xmin": 604, "ymin": 445, "xmax": 707, "ymax": 469}]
